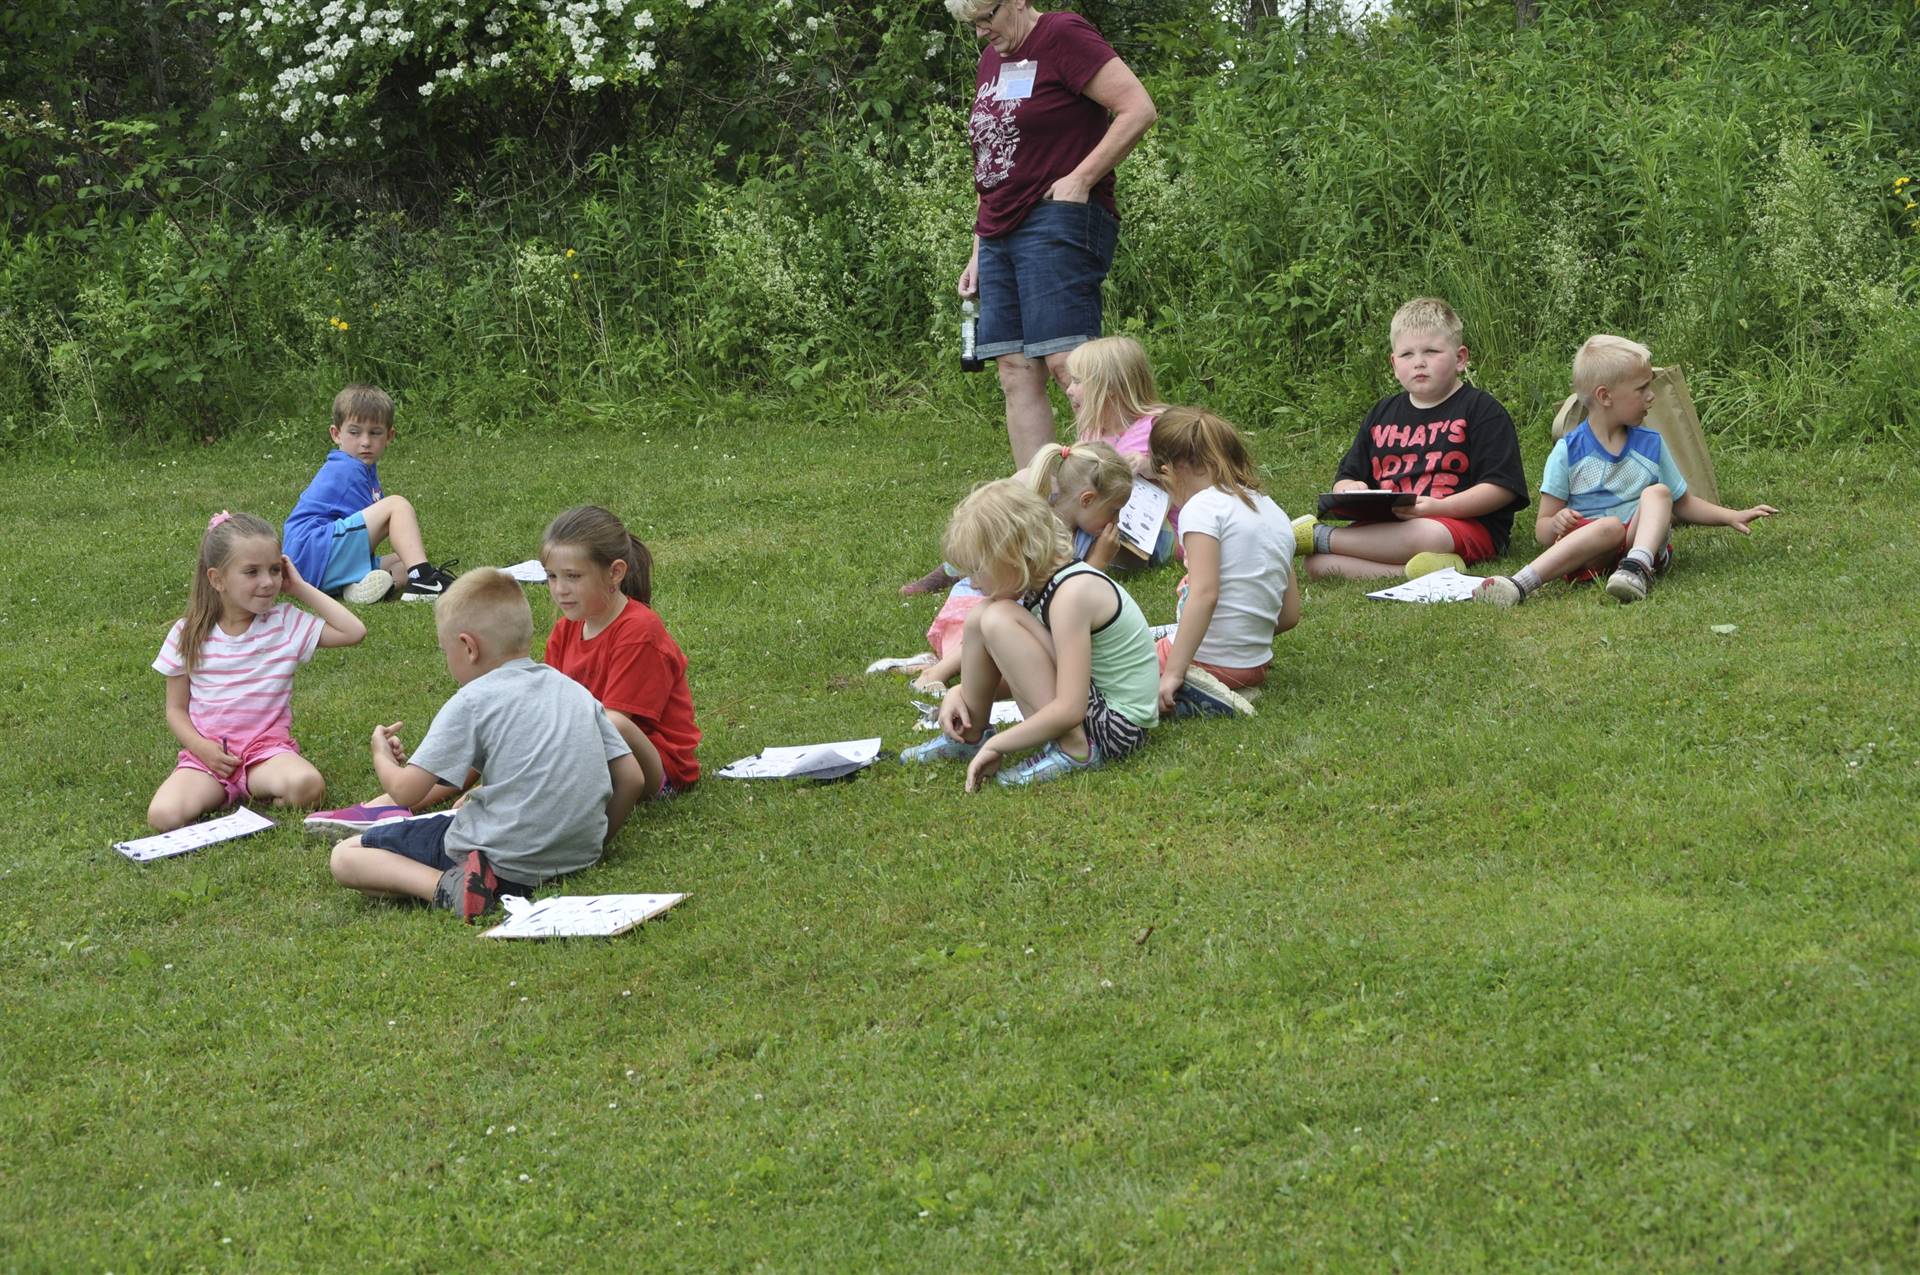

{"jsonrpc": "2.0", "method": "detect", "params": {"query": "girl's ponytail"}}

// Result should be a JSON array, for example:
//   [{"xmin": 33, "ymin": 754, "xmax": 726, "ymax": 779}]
[
  {"xmin": 622, "ymin": 533, "xmax": 654, "ymax": 606},
  {"xmin": 1018, "ymin": 441, "xmax": 1133, "ymax": 510}
]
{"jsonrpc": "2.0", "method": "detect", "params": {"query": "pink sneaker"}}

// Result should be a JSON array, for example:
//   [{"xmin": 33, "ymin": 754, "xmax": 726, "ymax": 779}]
[{"xmin": 303, "ymin": 803, "xmax": 413, "ymax": 835}]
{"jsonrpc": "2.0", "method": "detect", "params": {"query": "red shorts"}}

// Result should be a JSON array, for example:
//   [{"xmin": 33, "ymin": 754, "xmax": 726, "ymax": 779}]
[
  {"xmin": 1561, "ymin": 514, "xmax": 1673, "ymax": 583},
  {"xmin": 1350, "ymin": 515, "xmax": 1496, "ymax": 563},
  {"xmin": 1154, "ymin": 636, "xmax": 1269, "ymax": 690},
  {"xmin": 925, "ymin": 592, "xmax": 985, "ymax": 660},
  {"xmin": 175, "ymin": 734, "xmax": 301, "ymax": 805}
]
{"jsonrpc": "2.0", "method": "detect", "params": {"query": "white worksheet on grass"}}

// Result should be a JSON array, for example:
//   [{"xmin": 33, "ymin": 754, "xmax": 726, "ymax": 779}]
[
  {"xmin": 1116, "ymin": 480, "xmax": 1171, "ymax": 558},
  {"xmin": 1366, "ymin": 568, "xmax": 1485, "ymax": 604},
  {"xmin": 717, "ymin": 737, "xmax": 883, "ymax": 781},
  {"xmin": 114, "ymin": 807, "xmax": 275, "ymax": 863},
  {"xmin": 501, "ymin": 559, "xmax": 549, "ymax": 584},
  {"xmin": 482, "ymin": 892, "xmax": 687, "ymax": 940},
  {"xmin": 866, "ymin": 655, "xmax": 933, "ymax": 674}
]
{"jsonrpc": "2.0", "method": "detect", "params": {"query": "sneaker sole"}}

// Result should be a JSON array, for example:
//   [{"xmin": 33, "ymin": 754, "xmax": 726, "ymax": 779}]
[
  {"xmin": 1182, "ymin": 667, "xmax": 1257, "ymax": 717},
  {"xmin": 302, "ymin": 813, "xmax": 412, "ymax": 836},
  {"xmin": 399, "ymin": 591, "xmax": 442, "ymax": 603},
  {"xmin": 342, "ymin": 571, "xmax": 394, "ymax": 605},
  {"xmin": 1605, "ymin": 575, "xmax": 1649, "ymax": 604}
]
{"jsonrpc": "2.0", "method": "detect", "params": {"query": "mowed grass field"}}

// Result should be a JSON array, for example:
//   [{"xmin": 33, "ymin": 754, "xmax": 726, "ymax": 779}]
[{"xmin": 1, "ymin": 396, "xmax": 1915, "ymax": 1271}]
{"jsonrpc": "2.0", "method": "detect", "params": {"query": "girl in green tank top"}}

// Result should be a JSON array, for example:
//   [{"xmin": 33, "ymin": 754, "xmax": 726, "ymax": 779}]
[{"xmin": 903, "ymin": 476, "xmax": 1158, "ymax": 791}]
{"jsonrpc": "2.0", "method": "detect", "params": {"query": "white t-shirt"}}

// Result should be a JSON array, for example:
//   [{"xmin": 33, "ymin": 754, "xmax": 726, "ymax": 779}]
[{"xmin": 1178, "ymin": 486, "xmax": 1295, "ymax": 669}]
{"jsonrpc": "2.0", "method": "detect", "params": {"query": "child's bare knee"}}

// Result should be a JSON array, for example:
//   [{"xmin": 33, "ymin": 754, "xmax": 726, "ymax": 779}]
[
  {"xmin": 286, "ymin": 770, "xmax": 326, "ymax": 807},
  {"xmin": 976, "ymin": 600, "xmax": 1025, "ymax": 641},
  {"xmin": 329, "ymin": 839, "xmax": 364, "ymax": 883},
  {"xmin": 1643, "ymin": 483, "xmax": 1671, "ymax": 501},
  {"xmin": 1596, "ymin": 516, "xmax": 1627, "ymax": 545},
  {"xmin": 146, "ymin": 801, "xmax": 183, "ymax": 833}
]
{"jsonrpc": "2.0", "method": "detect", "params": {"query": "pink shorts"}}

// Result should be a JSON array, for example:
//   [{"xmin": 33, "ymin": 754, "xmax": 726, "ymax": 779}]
[
  {"xmin": 175, "ymin": 734, "xmax": 302, "ymax": 805},
  {"xmin": 1154, "ymin": 636, "xmax": 1269, "ymax": 690},
  {"xmin": 1561, "ymin": 514, "xmax": 1673, "ymax": 583},
  {"xmin": 1350, "ymin": 515, "xmax": 1496, "ymax": 563},
  {"xmin": 925, "ymin": 593, "xmax": 986, "ymax": 660}
]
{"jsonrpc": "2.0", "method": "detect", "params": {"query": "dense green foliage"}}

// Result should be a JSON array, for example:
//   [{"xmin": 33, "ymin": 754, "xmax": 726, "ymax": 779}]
[{"xmin": 2, "ymin": 0, "xmax": 1918, "ymax": 445}]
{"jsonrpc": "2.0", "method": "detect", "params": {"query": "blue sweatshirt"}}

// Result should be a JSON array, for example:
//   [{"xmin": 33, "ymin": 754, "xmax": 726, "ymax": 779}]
[{"xmin": 284, "ymin": 450, "xmax": 382, "ymax": 584}]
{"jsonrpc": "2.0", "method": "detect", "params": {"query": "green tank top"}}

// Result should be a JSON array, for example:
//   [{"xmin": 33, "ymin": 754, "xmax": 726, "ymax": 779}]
[{"xmin": 1025, "ymin": 560, "xmax": 1161, "ymax": 728}]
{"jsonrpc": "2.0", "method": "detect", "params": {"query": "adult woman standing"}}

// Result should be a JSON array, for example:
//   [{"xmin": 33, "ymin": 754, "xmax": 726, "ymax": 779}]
[{"xmin": 950, "ymin": 0, "xmax": 1158, "ymax": 469}]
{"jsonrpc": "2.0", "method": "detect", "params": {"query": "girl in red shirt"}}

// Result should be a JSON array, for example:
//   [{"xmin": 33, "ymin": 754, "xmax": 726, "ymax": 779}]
[{"xmin": 541, "ymin": 506, "xmax": 700, "ymax": 792}]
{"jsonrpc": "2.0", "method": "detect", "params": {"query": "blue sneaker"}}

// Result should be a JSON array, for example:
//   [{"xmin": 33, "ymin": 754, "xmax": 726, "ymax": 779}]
[
  {"xmin": 996, "ymin": 741, "xmax": 1100, "ymax": 787},
  {"xmin": 900, "ymin": 727, "xmax": 993, "ymax": 765},
  {"xmin": 1170, "ymin": 667, "xmax": 1257, "ymax": 719}
]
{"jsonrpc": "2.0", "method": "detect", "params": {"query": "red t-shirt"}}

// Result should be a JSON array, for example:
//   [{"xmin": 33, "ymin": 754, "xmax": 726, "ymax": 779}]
[
  {"xmin": 543, "ymin": 599, "xmax": 702, "ymax": 787},
  {"xmin": 969, "ymin": 11, "xmax": 1119, "ymax": 238}
]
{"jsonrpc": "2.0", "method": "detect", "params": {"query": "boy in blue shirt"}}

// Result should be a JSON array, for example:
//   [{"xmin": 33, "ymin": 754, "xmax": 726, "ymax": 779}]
[
  {"xmin": 284, "ymin": 384, "xmax": 456, "ymax": 604},
  {"xmin": 1476, "ymin": 336, "xmax": 1776, "ymax": 606}
]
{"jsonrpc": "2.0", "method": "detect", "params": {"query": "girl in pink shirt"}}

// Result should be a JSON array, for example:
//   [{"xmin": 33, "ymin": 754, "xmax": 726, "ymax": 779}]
[{"xmin": 147, "ymin": 511, "xmax": 366, "ymax": 831}]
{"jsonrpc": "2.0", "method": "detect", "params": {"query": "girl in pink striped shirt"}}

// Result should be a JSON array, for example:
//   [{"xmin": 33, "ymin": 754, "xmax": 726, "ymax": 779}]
[{"xmin": 147, "ymin": 511, "xmax": 366, "ymax": 831}]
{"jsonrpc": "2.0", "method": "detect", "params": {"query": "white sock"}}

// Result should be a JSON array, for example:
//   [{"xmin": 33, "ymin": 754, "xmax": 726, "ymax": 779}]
[
  {"xmin": 1625, "ymin": 547, "xmax": 1655, "ymax": 571},
  {"xmin": 1514, "ymin": 565, "xmax": 1543, "ymax": 596}
]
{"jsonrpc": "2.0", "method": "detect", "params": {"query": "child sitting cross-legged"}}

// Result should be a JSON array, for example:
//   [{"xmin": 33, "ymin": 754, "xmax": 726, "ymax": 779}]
[
  {"xmin": 912, "ymin": 441, "xmax": 1134, "ymax": 695},
  {"xmin": 1298, "ymin": 297, "xmax": 1530, "ymax": 581},
  {"xmin": 1147, "ymin": 408, "xmax": 1300, "ymax": 717},
  {"xmin": 901, "ymin": 478, "xmax": 1159, "ymax": 791},
  {"xmin": 1475, "ymin": 335, "xmax": 1777, "ymax": 607},
  {"xmin": 327, "ymin": 569, "xmax": 649, "ymax": 921}
]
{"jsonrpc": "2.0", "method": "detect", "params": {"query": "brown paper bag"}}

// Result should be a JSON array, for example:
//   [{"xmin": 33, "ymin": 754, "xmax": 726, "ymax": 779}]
[{"xmin": 1549, "ymin": 365, "xmax": 1719, "ymax": 506}]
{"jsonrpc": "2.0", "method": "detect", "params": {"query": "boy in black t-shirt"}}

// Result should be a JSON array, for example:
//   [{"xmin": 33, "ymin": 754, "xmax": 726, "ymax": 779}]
[{"xmin": 1298, "ymin": 297, "xmax": 1530, "ymax": 581}]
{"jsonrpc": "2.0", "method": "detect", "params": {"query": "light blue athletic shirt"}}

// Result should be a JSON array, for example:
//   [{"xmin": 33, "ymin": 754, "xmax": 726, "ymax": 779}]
[{"xmin": 1541, "ymin": 420, "xmax": 1688, "ymax": 522}]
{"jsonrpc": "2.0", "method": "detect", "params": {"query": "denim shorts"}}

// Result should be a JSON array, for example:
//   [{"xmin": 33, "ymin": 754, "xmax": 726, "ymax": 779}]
[
  {"xmin": 976, "ymin": 198, "xmax": 1119, "ymax": 361},
  {"xmin": 362, "ymin": 813, "xmax": 538, "ymax": 896}
]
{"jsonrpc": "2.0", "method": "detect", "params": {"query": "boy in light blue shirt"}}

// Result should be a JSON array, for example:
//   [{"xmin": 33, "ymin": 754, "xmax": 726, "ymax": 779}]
[
  {"xmin": 283, "ymin": 384, "xmax": 457, "ymax": 604},
  {"xmin": 1476, "ymin": 335, "xmax": 1777, "ymax": 606}
]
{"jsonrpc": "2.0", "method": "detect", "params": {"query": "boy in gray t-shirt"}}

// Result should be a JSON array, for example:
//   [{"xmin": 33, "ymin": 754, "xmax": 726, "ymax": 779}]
[{"xmin": 328, "ymin": 569, "xmax": 648, "ymax": 921}]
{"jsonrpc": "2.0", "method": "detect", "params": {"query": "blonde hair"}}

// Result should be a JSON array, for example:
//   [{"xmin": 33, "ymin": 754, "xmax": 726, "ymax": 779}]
[
  {"xmin": 179, "ymin": 512, "xmax": 279, "ymax": 671},
  {"xmin": 542, "ymin": 505, "xmax": 653, "ymax": 606},
  {"xmin": 434, "ymin": 568, "xmax": 533, "ymax": 657},
  {"xmin": 332, "ymin": 383, "xmax": 394, "ymax": 430},
  {"xmin": 945, "ymin": 0, "xmax": 1002, "ymax": 20},
  {"xmin": 1066, "ymin": 336, "xmax": 1168, "ymax": 442},
  {"xmin": 1572, "ymin": 334, "xmax": 1654, "ymax": 409},
  {"xmin": 1019, "ymin": 440, "xmax": 1133, "ymax": 514},
  {"xmin": 1149, "ymin": 408, "xmax": 1264, "ymax": 510},
  {"xmin": 942, "ymin": 479, "xmax": 1071, "ymax": 596},
  {"xmin": 1389, "ymin": 296, "xmax": 1465, "ymax": 350}
]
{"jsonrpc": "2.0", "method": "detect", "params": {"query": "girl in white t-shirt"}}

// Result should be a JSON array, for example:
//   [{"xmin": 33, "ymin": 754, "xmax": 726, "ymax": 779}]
[
  {"xmin": 1147, "ymin": 408, "xmax": 1300, "ymax": 714},
  {"xmin": 147, "ymin": 511, "xmax": 366, "ymax": 831}
]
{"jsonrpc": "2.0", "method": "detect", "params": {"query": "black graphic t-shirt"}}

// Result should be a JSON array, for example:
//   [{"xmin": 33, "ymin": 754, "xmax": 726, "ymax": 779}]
[{"xmin": 1335, "ymin": 383, "xmax": 1530, "ymax": 553}]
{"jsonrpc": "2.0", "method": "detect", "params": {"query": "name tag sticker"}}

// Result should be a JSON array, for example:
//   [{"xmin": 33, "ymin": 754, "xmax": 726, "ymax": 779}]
[{"xmin": 994, "ymin": 60, "xmax": 1037, "ymax": 101}]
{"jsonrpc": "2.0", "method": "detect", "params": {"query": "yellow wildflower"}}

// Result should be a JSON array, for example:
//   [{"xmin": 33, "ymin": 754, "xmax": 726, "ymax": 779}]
[
  {"xmin": 572, "ymin": 271, "xmax": 581, "ymax": 281},
  {"xmin": 566, "ymin": 247, "xmax": 576, "ymax": 258}
]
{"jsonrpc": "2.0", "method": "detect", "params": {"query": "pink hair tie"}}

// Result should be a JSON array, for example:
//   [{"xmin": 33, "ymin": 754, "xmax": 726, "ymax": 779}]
[
  {"xmin": 1060, "ymin": 445, "xmax": 1071, "ymax": 458},
  {"xmin": 208, "ymin": 510, "xmax": 233, "ymax": 530}
]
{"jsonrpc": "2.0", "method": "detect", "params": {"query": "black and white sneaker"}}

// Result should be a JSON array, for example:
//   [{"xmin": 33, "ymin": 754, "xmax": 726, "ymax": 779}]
[
  {"xmin": 400, "ymin": 560, "xmax": 459, "ymax": 602},
  {"xmin": 1605, "ymin": 557, "xmax": 1653, "ymax": 604},
  {"xmin": 1171, "ymin": 666, "xmax": 1257, "ymax": 719}
]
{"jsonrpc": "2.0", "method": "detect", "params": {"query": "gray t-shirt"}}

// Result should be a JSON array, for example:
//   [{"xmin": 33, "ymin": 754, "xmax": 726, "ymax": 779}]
[{"xmin": 410, "ymin": 658, "xmax": 632, "ymax": 884}]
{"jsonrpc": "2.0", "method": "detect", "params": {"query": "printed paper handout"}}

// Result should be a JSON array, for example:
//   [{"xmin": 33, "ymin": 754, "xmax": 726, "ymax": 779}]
[
  {"xmin": 912, "ymin": 699, "xmax": 1024, "ymax": 732},
  {"xmin": 482, "ymin": 892, "xmax": 688, "ymax": 940},
  {"xmin": 1116, "ymin": 481, "xmax": 1171, "ymax": 558},
  {"xmin": 114, "ymin": 807, "xmax": 276, "ymax": 863},
  {"xmin": 717, "ymin": 737, "xmax": 883, "ymax": 781},
  {"xmin": 866, "ymin": 655, "xmax": 934, "ymax": 674},
  {"xmin": 501, "ymin": 559, "xmax": 549, "ymax": 584},
  {"xmin": 1147, "ymin": 622, "xmax": 1178, "ymax": 641},
  {"xmin": 1366, "ymin": 568, "xmax": 1485, "ymax": 604}
]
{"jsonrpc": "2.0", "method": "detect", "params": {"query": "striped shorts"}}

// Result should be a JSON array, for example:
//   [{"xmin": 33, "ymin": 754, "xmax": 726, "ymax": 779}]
[{"xmin": 1084, "ymin": 685, "xmax": 1149, "ymax": 762}]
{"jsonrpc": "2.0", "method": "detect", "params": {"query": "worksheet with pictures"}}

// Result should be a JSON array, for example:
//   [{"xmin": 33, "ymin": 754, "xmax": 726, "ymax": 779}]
[
  {"xmin": 114, "ymin": 808, "xmax": 276, "ymax": 863},
  {"xmin": 482, "ymin": 893, "xmax": 688, "ymax": 939},
  {"xmin": 1116, "ymin": 481, "xmax": 1171, "ymax": 557}
]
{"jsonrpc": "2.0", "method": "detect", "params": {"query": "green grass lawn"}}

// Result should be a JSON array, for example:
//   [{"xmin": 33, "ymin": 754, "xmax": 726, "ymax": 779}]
[{"xmin": 2, "ymin": 398, "xmax": 1915, "ymax": 1271}]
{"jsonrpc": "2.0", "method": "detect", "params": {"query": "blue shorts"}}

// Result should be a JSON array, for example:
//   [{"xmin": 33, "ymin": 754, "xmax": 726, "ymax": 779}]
[
  {"xmin": 318, "ymin": 511, "xmax": 379, "ymax": 594},
  {"xmin": 361, "ymin": 813, "xmax": 538, "ymax": 896},
  {"xmin": 976, "ymin": 198, "xmax": 1119, "ymax": 361}
]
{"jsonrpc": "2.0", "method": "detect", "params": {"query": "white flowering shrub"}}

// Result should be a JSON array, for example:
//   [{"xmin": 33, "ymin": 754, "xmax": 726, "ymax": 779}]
[{"xmin": 209, "ymin": 0, "xmax": 971, "ymax": 156}]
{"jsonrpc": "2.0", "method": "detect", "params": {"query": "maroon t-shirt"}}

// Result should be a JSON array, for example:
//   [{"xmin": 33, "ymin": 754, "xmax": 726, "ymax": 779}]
[{"xmin": 968, "ymin": 11, "xmax": 1119, "ymax": 238}]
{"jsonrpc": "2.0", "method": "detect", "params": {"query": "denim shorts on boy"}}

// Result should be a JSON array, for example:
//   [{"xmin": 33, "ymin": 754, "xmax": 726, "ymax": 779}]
[
  {"xmin": 361, "ymin": 812, "xmax": 539, "ymax": 897},
  {"xmin": 318, "ymin": 510, "xmax": 379, "ymax": 594},
  {"xmin": 976, "ymin": 198, "xmax": 1119, "ymax": 360}
]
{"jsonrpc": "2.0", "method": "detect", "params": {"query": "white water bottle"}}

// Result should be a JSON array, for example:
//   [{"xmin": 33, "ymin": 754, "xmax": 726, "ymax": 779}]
[{"xmin": 960, "ymin": 300, "xmax": 984, "ymax": 372}]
